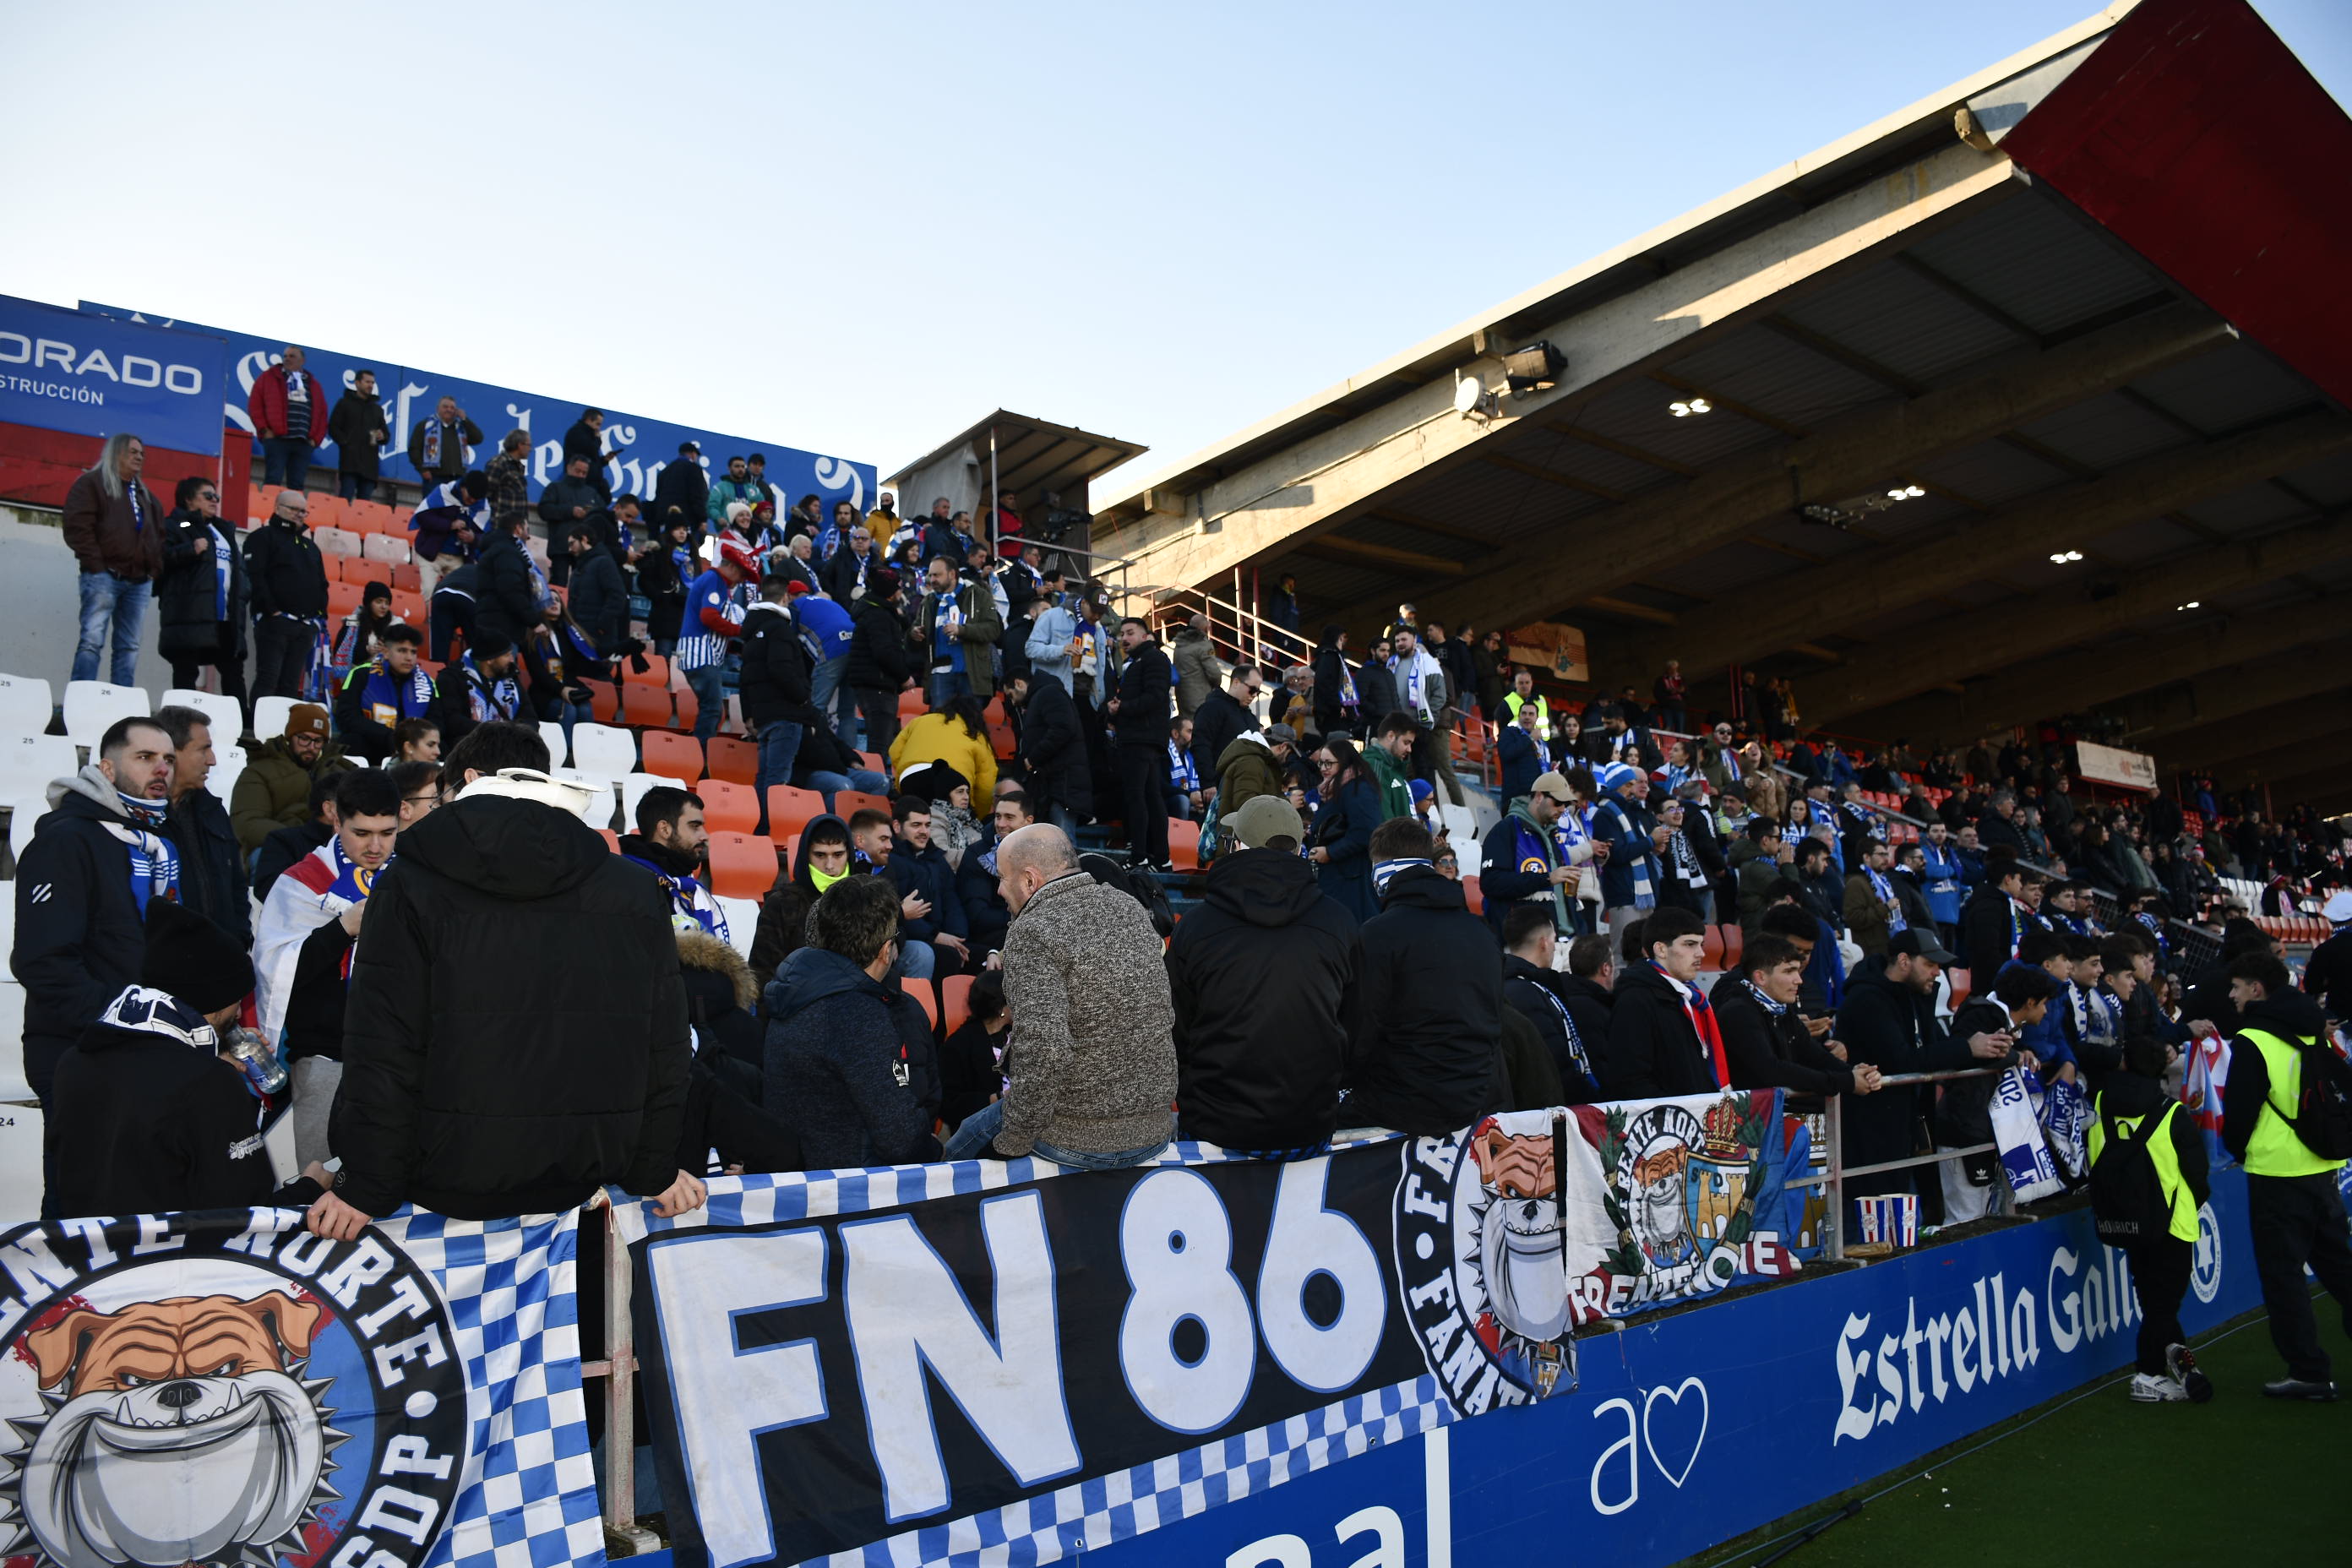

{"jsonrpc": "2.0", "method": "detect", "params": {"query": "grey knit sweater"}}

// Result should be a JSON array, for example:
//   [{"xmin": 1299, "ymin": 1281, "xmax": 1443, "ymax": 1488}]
[{"xmin": 998, "ymin": 871, "xmax": 1177, "ymax": 1156}]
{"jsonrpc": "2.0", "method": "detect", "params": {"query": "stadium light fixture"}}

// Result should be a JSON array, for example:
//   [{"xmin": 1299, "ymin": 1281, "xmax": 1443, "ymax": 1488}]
[
  {"xmin": 1669, "ymin": 397, "xmax": 1712, "ymax": 417},
  {"xmin": 2048, "ymin": 549, "xmax": 2084, "ymax": 564},
  {"xmin": 2176, "ymin": 600, "xmax": 2201, "ymax": 611}
]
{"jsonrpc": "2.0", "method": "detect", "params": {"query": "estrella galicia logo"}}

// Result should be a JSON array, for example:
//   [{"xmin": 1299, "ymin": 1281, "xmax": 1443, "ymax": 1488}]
[
  {"xmin": 2190, "ymin": 1201, "xmax": 2223, "ymax": 1306},
  {"xmin": 1394, "ymin": 1121, "xmax": 1576, "ymax": 1418},
  {"xmin": 0, "ymin": 1211, "xmax": 466, "ymax": 1568}
]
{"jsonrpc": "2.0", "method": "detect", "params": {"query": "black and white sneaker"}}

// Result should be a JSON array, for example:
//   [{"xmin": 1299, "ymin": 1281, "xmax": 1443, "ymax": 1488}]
[
  {"xmin": 2262, "ymin": 1377, "xmax": 2339, "ymax": 1402},
  {"xmin": 2165, "ymin": 1343, "xmax": 2213, "ymax": 1403}
]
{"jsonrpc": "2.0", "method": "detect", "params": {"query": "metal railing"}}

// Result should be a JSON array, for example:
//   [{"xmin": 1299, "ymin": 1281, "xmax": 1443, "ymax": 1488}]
[
  {"xmin": 1790, "ymin": 1066, "xmax": 2010, "ymax": 1263},
  {"xmin": 579, "ymin": 1198, "xmax": 656, "ymax": 1554}
]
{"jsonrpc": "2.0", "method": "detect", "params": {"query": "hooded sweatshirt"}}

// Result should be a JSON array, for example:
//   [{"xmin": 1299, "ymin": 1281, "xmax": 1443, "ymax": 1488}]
[
  {"xmin": 762, "ymin": 945, "xmax": 941, "ymax": 1168},
  {"xmin": 751, "ymin": 813, "xmax": 853, "ymax": 981},
  {"xmin": 1166, "ymin": 849, "xmax": 1363, "ymax": 1151},
  {"xmin": 329, "ymin": 792, "xmax": 692, "ymax": 1218}
]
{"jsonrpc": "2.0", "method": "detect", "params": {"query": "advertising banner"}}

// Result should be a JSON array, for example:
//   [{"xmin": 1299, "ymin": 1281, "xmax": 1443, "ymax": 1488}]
[
  {"xmin": 2075, "ymin": 740, "xmax": 2158, "ymax": 793},
  {"xmin": 618, "ymin": 1092, "xmax": 1801, "ymax": 1568},
  {"xmin": 1501, "ymin": 621, "xmax": 1588, "ymax": 683},
  {"xmin": 0, "ymin": 296, "xmax": 227, "ymax": 456},
  {"xmin": 79, "ymin": 302, "xmax": 873, "ymax": 514},
  {"xmin": 0, "ymin": 1206, "xmax": 600, "ymax": 1568}
]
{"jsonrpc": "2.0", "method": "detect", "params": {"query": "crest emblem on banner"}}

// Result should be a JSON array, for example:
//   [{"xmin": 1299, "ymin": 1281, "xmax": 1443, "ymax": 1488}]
[{"xmin": 0, "ymin": 1218, "xmax": 468, "ymax": 1568}]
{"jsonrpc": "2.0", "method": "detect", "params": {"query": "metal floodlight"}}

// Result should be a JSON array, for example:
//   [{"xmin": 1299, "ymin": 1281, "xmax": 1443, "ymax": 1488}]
[{"xmin": 1501, "ymin": 340, "xmax": 1567, "ymax": 394}]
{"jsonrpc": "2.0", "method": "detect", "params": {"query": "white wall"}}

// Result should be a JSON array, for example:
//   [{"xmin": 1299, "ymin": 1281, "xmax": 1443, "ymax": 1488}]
[{"xmin": 0, "ymin": 504, "xmax": 182, "ymax": 705}]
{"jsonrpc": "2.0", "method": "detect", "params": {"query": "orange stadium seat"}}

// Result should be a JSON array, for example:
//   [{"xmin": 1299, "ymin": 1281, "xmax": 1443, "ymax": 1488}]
[
  {"xmin": 642, "ymin": 731, "xmax": 703, "ymax": 781},
  {"xmin": 696, "ymin": 780, "xmax": 760, "ymax": 835},
  {"xmin": 767, "ymin": 786, "xmax": 824, "ymax": 841},
  {"xmin": 705, "ymin": 831, "xmax": 780, "ymax": 899},
  {"xmin": 705, "ymin": 736, "xmax": 758, "ymax": 787}
]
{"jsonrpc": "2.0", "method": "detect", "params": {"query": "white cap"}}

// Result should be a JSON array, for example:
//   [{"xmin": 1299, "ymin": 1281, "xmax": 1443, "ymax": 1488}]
[{"xmin": 2325, "ymin": 890, "xmax": 2352, "ymax": 925}]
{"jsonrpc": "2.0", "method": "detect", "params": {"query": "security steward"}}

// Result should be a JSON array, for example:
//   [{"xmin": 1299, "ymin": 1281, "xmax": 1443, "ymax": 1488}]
[
  {"xmin": 2221, "ymin": 950, "xmax": 2352, "ymax": 1401},
  {"xmin": 2088, "ymin": 1033, "xmax": 2212, "ymax": 1402}
]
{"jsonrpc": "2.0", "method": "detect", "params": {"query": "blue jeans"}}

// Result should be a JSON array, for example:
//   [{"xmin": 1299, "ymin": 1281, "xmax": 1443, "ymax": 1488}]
[
  {"xmin": 337, "ymin": 472, "xmax": 378, "ymax": 502},
  {"xmin": 928, "ymin": 668, "xmax": 972, "ymax": 710},
  {"xmin": 74, "ymin": 571, "xmax": 151, "ymax": 686},
  {"xmin": 755, "ymin": 718, "xmax": 804, "ymax": 825},
  {"xmin": 899, "ymin": 938, "xmax": 936, "ymax": 980},
  {"xmin": 262, "ymin": 438, "xmax": 313, "ymax": 489},
  {"xmin": 801, "ymin": 767, "xmax": 889, "ymax": 810},
  {"xmin": 553, "ymin": 696, "xmax": 596, "ymax": 756},
  {"xmin": 684, "ymin": 663, "xmax": 726, "ymax": 741},
  {"xmin": 809, "ymin": 656, "xmax": 857, "ymax": 749},
  {"xmin": 942, "ymin": 1100, "xmax": 1173, "ymax": 1167}
]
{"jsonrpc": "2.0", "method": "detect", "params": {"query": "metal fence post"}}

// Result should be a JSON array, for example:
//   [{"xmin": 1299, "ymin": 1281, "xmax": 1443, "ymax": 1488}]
[
  {"xmin": 602, "ymin": 1201, "xmax": 657, "ymax": 1554},
  {"xmin": 1825, "ymin": 1094, "xmax": 1845, "ymax": 1263}
]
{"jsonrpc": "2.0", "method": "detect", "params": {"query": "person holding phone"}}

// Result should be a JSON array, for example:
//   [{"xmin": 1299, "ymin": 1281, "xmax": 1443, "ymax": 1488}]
[{"xmin": 1936, "ymin": 965, "xmax": 2061, "ymax": 1224}]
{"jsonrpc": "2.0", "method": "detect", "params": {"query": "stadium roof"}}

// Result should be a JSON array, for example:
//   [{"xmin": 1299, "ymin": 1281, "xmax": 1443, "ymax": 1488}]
[{"xmin": 1084, "ymin": 0, "xmax": 2352, "ymax": 809}]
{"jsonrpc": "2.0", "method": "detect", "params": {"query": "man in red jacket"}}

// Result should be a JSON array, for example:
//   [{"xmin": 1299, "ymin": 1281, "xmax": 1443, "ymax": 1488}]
[{"xmin": 247, "ymin": 345, "xmax": 330, "ymax": 491}]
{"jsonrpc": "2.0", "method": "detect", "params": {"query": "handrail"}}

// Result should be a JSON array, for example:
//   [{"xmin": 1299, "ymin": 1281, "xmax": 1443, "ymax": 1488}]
[{"xmin": 1811, "ymin": 1065, "xmax": 2009, "ymax": 1263}]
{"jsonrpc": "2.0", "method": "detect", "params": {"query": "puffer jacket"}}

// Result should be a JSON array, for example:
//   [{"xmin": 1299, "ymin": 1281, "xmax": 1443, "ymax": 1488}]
[
  {"xmin": 231, "ymin": 735, "xmax": 356, "ymax": 852},
  {"xmin": 1346, "ymin": 865, "xmax": 1503, "ymax": 1135},
  {"xmin": 1214, "ymin": 733, "xmax": 1286, "ymax": 814},
  {"xmin": 995, "ymin": 869, "xmax": 1178, "ymax": 1156},
  {"xmin": 157, "ymin": 509, "xmax": 248, "ymax": 661},
  {"xmin": 1171, "ymin": 625, "xmax": 1222, "ymax": 717},
  {"xmin": 890, "ymin": 711, "xmax": 997, "ymax": 804},
  {"xmin": 329, "ymin": 790, "xmax": 692, "ymax": 1218}
]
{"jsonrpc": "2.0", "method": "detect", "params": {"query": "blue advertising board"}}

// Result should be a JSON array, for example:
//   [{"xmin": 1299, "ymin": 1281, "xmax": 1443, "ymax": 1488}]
[
  {"xmin": 1092, "ymin": 1168, "xmax": 2274, "ymax": 1568},
  {"xmin": 79, "ymin": 302, "xmax": 873, "ymax": 513},
  {"xmin": 0, "ymin": 295, "xmax": 227, "ymax": 455}
]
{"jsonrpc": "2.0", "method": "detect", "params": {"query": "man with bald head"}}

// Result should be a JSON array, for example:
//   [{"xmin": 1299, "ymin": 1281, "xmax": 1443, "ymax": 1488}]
[{"xmin": 943, "ymin": 825, "xmax": 1177, "ymax": 1166}]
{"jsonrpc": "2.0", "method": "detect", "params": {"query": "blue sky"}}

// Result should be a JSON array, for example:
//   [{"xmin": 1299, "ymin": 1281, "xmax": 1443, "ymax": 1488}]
[{"xmin": 1, "ymin": 2, "xmax": 2341, "ymax": 488}]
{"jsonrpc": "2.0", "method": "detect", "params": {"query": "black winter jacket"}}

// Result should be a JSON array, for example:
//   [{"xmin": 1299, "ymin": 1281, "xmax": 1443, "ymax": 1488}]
[
  {"xmin": 10, "ymin": 773, "xmax": 161, "ymax": 1095},
  {"xmin": 1708, "ymin": 972, "xmax": 1857, "ymax": 1101},
  {"xmin": 329, "ymin": 794, "xmax": 693, "ymax": 1219},
  {"xmin": 885, "ymin": 837, "xmax": 966, "ymax": 945},
  {"xmin": 1190, "ymin": 691, "xmax": 1253, "ymax": 791},
  {"xmin": 242, "ymin": 517, "xmax": 328, "ymax": 619},
  {"xmin": 1604, "ymin": 960, "xmax": 1719, "ymax": 1100},
  {"xmin": 1113, "ymin": 642, "xmax": 1173, "ymax": 748},
  {"xmin": 569, "ymin": 547, "xmax": 629, "ymax": 656},
  {"xmin": 1357, "ymin": 659, "xmax": 1400, "ymax": 727},
  {"xmin": 473, "ymin": 529, "xmax": 540, "ymax": 645},
  {"xmin": 1835, "ymin": 956, "xmax": 1973, "ymax": 1195},
  {"xmin": 1167, "ymin": 850, "xmax": 1363, "ymax": 1150},
  {"xmin": 163, "ymin": 786, "xmax": 250, "ymax": 945},
  {"xmin": 328, "ymin": 390, "xmax": 389, "ymax": 477},
  {"xmin": 956, "ymin": 826, "xmax": 1010, "ymax": 956},
  {"xmin": 1500, "ymin": 953, "xmax": 1603, "ymax": 1102},
  {"xmin": 1347, "ymin": 866, "xmax": 1501, "ymax": 1134},
  {"xmin": 651, "ymin": 459, "xmax": 708, "ymax": 534},
  {"xmin": 847, "ymin": 599, "xmax": 916, "ymax": 691},
  {"xmin": 1015, "ymin": 672, "xmax": 1092, "ymax": 817},
  {"xmin": 1959, "ymin": 884, "xmax": 2024, "ymax": 982},
  {"xmin": 738, "ymin": 602, "xmax": 819, "ymax": 731},
  {"xmin": 157, "ymin": 509, "xmax": 248, "ymax": 661},
  {"xmin": 761, "ymin": 945, "xmax": 940, "ymax": 1168},
  {"xmin": 48, "ymin": 1004, "xmax": 320, "ymax": 1218}
]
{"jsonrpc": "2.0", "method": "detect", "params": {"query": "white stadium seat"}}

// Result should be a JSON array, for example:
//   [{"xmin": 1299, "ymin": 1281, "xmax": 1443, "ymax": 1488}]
[
  {"xmin": 62, "ymin": 680, "xmax": 148, "ymax": 751},
  {"xmin": 619, "ymin": 772, "xmax": 690, "ymax": 829},
  {"xmin": 208, "ymin": 745, "xmax": 248, "ymax": 806},
  {"xmin": 539, "ymin": 721, "xmax": 569, "ymax": 768},
  {"xmin": 0, "ymin": 1097, "xmax": 40, "ymax": 1226},
  {"xmin": 362, "ymin": 533, "xmax": 412, "ymax": 565},
  {"xmin": 9, "ymin": 798, "xmax": 46, "ymax": 863},
  {"xmin": 0, "ymin": 672, "xmax": 53, "ymax": 735},
  {"xmin": 161, "ymin": 688, "xmax": 248, "ymax": 743},
  {"xmin": 569, "ymin": 723, "xmax": 638, "ymax": 782},
  {"xmin": 0, "ymin": 734, "xmax": 77, "ymax": 804},
  {"xmin": 253, "ymin": 695, "xmax": 300, "ymax": 744},
  {"xmin": 715, "ymin": 896, "xmax": 760, "ymax": 960},
  {"xmin": 554, "ymin": 769, "xmax": 617, "ymax": 830}
]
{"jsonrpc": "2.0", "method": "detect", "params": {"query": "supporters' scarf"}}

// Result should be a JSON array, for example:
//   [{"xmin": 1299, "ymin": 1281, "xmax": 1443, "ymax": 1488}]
[
  {"xmin": 2134, "ymin": 909, "xmax": 2169, "ymax": 957},
  {"xmin": 417, "ymin": 416, "xmax": 460, "ymax": 471},
  {"xmin": 102, "ymin": 792, "xmax": 179, "ymax": 915},
  {"xmin": 1658, "ymin": 964, "xmax": 1729, "ymax": 1087},
  {"xmin": 2083, "ymin": 983, "xmax": 2122, "ymax": 1048},
  {"xmin": 253, "ymin": 836, "xmax": 384, "ymax": 1040},
  {"xmin": 1668, "ymin": 825, "xmax": 1708, "ymax": 890},
  {"xmin": 625, "ymin": 855, "xmax": 729, "ymax": 940},
  {"xmin": 2003, "ymin": 896, "xmax": 2029, "ymax": 961},
  {"xmin": 459, "ymin": 653, "xmax": 521, "ymax": 723},
  {"xmin": 1394, "ymin": 648, "xmax": 1438, "ymax": 726},
  {"xmin": 207, "ymin": 524, "xmax": 232, "ymax": 621},
  {"xmin": 1595, "ymin": 794, "xmax": 1656, "ymax": 909},
  {"xmin": 98, "ymin": 985, "xmax": 217, "ymax": 1048},
  {"xmin": 1527, "ymin": 977, "xmax": 1598, "ymax": 1092},
  {"xmin": 1372, "ymin": 858, "xmax": 1429, "ymax": 897},
  {"xmin": 1167, "ymin": 739, "xmax": 1199, "ymax": 792},
  {"xmin": 1865, "ymin": 866, "xmax": 1908, "ymax": 933},
  {"xmin": 1335, "ymin": 658, "xmax": 1358, "ymax": 710},
  {"xmin": 1744, "ymin": 979, "xmax": 1789, "ymax": 1017}
]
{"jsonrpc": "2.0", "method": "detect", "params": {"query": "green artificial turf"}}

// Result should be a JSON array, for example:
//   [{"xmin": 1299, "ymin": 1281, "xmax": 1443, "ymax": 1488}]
[{"xmin": 1682, "ymin": 1299, "xmax": 2348, "ymax": 1568}]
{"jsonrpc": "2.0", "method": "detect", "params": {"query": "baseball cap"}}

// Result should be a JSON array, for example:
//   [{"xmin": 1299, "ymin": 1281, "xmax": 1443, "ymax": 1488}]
[
  {"xmin": 285, "ymin": 703, "xmax": 329, "ymax": 739},
  {"xmin": 1888, "ymin": 928, "xmax": 1959, "ymax": 966},
  {"xmin": 1228, "ymin": 794, "xmax": 1305, "ymax": 851},
  {"xmin": 1265, "ymin": 722, "xmax": 1298, "ymax": 746},
  {"xmin": 1529, "ymin": 770, "xmax": 1575, "ymax": 803},
  {"xmin": 678, "ymin": 439, "xmax": 701, "ymax": 455}
]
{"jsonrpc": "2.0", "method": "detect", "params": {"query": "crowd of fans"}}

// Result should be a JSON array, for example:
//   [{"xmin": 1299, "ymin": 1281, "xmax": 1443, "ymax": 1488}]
[{"xmin": 19, "ymin": 416, "xmax": 2352, "ymax": 1401}]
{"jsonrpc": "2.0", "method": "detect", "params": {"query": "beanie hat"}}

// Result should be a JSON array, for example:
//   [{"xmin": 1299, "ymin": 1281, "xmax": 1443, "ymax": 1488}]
[
  {"xmin": 1596, "ymin": 761, "xmax": 1638, "ymax": 793},
  {"xmin": 285, "ymin": 703, "xmax": 329, "ymax": 740},
  {"xmin": 141, "ymin": 897, "xmax": 254, "ymax": 1014}
]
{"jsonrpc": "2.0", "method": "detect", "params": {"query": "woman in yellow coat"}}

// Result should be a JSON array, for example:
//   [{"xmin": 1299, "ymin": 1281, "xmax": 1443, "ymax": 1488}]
[{"xmin": 888, "ymin": 694, "xmax": 998, "ymax": 806}]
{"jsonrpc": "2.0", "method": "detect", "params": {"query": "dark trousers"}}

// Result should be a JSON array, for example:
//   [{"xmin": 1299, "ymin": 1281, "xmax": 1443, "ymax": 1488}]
[
  {"xmin": 2121, "ymin": 1234, "xmax": 2192, "ymax": 1375},
  {"xmin": 429, "ymin": 592, "xmax": 476, "ymax": 663},
  {"xmin": 262, "ymin": 438, "xmax": 314, "ymax": 489},
  {"xmin": 253, "ymin": 614, "xmax": 316, "ymax": 700},
  {"xmin": 856, "ymin": 688, "xmax": 900, "ymax": 756},
  {"xmin": 337, "ymin": 472, "xmax": 378, "ymax": 502},
  {"xmin": 2248, "ymin": 1171, "xmax": 2352, "ymax": 1381},
  {"xmin": 169, "ymin": 631, "xmax": 250, "ymax": 732},
  {"xmin": 1117, "ymin": 743, "xmax": 1168, "ymax": 866}
]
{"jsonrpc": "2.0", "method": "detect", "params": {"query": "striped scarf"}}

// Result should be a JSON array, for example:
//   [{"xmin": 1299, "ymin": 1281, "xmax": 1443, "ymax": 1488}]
[
  {"xmin": 1372, "ymin": 858, "xmax": 1429, "ymax": 897},
  {"xmin": 101, "ymin": 797, "xmax": 178, "ymax": 916},
  {"xmin": 1528, "ymin": 979, "xmax": 1598, "ymax": 1094},
  {"xmin": 1167, "ymin": 740, "xmax": 1199, "ymax": 793},
  {"xmin": 1658, "ymin": 964, "xmax": 1729, "ymax": 1087},
  {"xmin": 1668, "ymin": 825, "xmax": 1708, "ymax": 890},
  {"xmin": 625, "ymin": 855, "xmax": 729, "ymax": 940},
  {"xmin": 1865, "ymin": 866, "xmax": 1908, "ymax": 933},
  {"xmin": 1596, "ymin": 795, "xmax": 1656, "ymax": 909}
]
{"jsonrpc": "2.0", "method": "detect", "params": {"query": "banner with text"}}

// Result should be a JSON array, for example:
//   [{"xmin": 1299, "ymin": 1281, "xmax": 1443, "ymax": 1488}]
[
  {"xmin": 0, "ymin": 296, "xmax": 227, "ymax": 456},
  {"xmin": 0, "ymin": 1206, "xmax": 600, "ymax": 1568},
  {"xmin": 79, "ymin": 302, "xmax": 873, "ymax": 513},
  {"xmin": 618, "ymin": 1092, "xmax": 1798, "ymax": 1568}
]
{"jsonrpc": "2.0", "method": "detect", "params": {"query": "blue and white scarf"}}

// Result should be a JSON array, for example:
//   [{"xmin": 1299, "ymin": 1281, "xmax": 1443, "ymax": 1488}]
[
  {"xmin": 1594, "ymin": 794, "xmax": 1656, "ymax": 909},
  {"xmin": 625, "ymin": 854, "xmax": 730, "ymax": 941},
  {"xmin": 206, "ymin": 523, "xmax": 233, "ymax": 620},
  {"xmin": 1167, "ymin": 740, "xmax": 1199, "ymax": 793},
  {"xmin": 1865, "ymin": 866, "xmax": 1908, "ymax": 934},
  {"xmin": 458, "ymin": 653, "xmax": 521, "ymax": 723},
  {"xmin": 1372, "ymin": 857, "xmax": 1429, "ymax": 897},
  {"xmin": 1529, "ymin": 978, "xmax": 1598, "ymax": 1093},
  {"xmin": 105, "ymin": 794, "xmax": 179, "ymax": 915},
  {"xmin": 98, "ymin": 984, "xmax": 217, "ymax": 1047}
]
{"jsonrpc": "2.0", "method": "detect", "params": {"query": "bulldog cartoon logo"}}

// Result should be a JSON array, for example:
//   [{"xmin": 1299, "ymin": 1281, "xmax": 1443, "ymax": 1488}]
[{"xmin": 0, "ymin": 1212, "xmax": 468, "ymax": 1568}]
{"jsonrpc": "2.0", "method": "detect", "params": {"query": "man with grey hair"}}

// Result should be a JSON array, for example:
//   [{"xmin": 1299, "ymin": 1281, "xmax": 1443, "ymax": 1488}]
[
  {"xmin": 62, "ymin": 433, "xmax": 164, "ymax": 685},
  {"xmin": 407, "ymin": 394, "xmax": 482, "ymax": 488},
  {"xmin": 943, "ymin": 824, "xmax": 1178, "ymax": 1166}
]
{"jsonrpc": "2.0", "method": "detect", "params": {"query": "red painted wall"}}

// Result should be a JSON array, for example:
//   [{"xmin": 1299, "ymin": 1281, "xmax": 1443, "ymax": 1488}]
[
  {"xmin": 2002, "ymin": 0, "xmax": 2352, "ymax": 411},
  {"xmin": 0, "ymin": 422, "xmax": 250, "ymax": 520}
]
